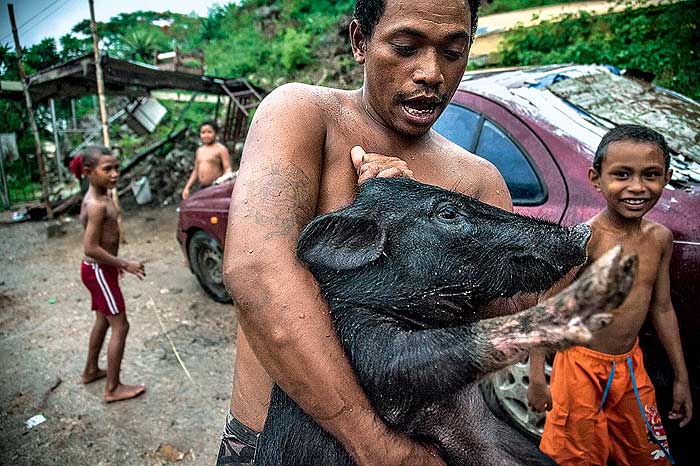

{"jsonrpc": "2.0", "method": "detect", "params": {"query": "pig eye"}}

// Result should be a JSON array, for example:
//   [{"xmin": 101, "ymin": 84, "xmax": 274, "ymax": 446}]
[{"xmin": 436, "ymin": 204, "xmax": 460, "ymax": 222}]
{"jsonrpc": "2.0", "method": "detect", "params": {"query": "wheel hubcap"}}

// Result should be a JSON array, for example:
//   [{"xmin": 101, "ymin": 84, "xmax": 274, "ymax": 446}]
[{"xmin": 491, "ymin": 359, "xmax": 551, "ymax": 437}]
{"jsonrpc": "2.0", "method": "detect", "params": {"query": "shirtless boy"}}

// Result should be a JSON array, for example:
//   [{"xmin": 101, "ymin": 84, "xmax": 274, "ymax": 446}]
[
  {"xmin": 217, "ymin": 1, "xmax": 514, "ymax": 465},
  {"xmin": 182, "ymin": 120, "xmax": 232, "ymax": 199},
  {"xmin": 79, "ymin": 145, "xmax": 146, "ymax": 403},
  {"xmin": 528, "ymin": 125, "xmax": 693, "ymax": 466}
]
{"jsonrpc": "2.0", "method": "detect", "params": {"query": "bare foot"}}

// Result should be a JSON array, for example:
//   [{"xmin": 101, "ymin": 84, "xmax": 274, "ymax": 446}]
[
  {"xmin": 103, "ymin": 383, "xmax": 146, "ymax": 403},
  {"xmin": 81, "ymin": 368, "xmax": 107, "ymax": 384}
]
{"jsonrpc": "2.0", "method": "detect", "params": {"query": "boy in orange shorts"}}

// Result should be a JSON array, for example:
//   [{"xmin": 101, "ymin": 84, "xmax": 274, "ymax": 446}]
[
  {"xmin": 528, "ymin": 125, "xmax": 692, "ymax": 465},
  {"xmin": 77, "ymin": 145, "xmax": 146, "ymax": 402}
]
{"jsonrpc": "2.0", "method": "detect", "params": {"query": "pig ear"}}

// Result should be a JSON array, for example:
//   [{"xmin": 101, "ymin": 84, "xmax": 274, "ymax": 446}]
[{"xmin": 297, "ymin": 214, "xmax": 386, "ymax": 270}]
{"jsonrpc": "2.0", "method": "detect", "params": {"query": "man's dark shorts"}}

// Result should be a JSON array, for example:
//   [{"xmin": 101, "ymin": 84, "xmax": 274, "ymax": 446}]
[{"xmin": 216, "ymin": 412, "xmax": 259, "ymax": 466}]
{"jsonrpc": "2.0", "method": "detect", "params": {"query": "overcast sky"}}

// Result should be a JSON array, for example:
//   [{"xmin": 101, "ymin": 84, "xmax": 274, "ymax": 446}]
[{"xmin": 0, "ymin": 0, "xmax": 227, "ymax": 48}]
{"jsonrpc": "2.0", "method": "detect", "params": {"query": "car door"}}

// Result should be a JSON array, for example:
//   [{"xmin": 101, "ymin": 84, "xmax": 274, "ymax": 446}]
[{"xmin": 435, "ymin": 91, "xmax": 568, "ymax": 224}]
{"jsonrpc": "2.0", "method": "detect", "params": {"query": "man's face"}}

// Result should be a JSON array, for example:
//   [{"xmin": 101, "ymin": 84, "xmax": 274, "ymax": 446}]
[
  {"xmin": 589, "ymin": 141, "xmax": 671, "ymax": 220},
  {"xmin": 353, "ymin": 0, "xmax": 471, "ymax": 137}
]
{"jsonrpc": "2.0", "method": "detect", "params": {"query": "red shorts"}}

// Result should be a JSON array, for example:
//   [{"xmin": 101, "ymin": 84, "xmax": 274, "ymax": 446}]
[{"xmin": 80, "ymin": 261, "xmax": 125, "ymax": 316}]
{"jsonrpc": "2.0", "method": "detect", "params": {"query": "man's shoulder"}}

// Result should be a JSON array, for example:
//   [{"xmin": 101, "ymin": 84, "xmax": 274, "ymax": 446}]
[
  {"xmin": 262, "ymin": 82, "xmax": 349, "ymax": 114},
  {"xmin": 431, "ymin": 131, "xmax": 500, "ymax": 176},
  {"xmin": 251, "ymin": 83, "xmax": 357, "ymax": 148},
  {"xmin": 429, "ymin": 132, "xmax": 509, "ymax": 204}
]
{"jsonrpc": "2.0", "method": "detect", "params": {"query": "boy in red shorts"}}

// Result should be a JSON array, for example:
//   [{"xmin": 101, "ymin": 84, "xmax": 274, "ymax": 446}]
[
  {"xmin": 528, "ymin": 125, "xmax": 692, "ymax": 465},
  {"xmin": 77, "ymin": 145, "xmax": 146, "ymax": 402}
]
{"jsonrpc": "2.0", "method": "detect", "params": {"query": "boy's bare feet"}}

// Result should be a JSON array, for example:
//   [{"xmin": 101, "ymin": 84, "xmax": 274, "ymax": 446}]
[
  {"xmin": 103, "ymin": 383, "xmax": 146, "ymax": 402},
  {"xmin": 81, "ymin": 368, "xmax": 107, "ymax": 384}
]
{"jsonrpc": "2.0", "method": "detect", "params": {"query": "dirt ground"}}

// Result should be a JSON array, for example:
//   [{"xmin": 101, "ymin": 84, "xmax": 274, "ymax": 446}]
[{"xmin": 0, "ymin": 206, "xmax": 235, "ymax": 466}]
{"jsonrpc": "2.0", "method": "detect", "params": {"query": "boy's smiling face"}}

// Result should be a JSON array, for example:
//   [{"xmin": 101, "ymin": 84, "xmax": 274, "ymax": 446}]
[{"xmin": 589, "ymin": 140, "xmax": 671, "ymax": 220}]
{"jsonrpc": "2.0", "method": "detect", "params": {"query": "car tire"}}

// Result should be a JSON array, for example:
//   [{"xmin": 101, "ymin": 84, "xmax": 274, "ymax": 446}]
[
  {"xmin": 480, "ymin": 357, "xmax": 552, "ymax": 442},
  {"xmin": 187, "ymin": 230, "xmax": 231, "ymax": 303}
]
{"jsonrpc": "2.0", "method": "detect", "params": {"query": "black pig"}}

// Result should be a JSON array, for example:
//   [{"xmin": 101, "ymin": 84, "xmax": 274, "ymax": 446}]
[{"xmin": 256, "ymin": 178, "xmax": 637, "ymax": 466}]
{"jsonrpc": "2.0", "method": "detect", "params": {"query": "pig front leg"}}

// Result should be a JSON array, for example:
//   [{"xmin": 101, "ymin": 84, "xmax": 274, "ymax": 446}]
[
  {"xmin": 347, "ymin": 246, "xmax": 636, "ymax": 407},
  {"xmin": 475, "ymin": 245, "xmax": 637, "ymax": 370}
]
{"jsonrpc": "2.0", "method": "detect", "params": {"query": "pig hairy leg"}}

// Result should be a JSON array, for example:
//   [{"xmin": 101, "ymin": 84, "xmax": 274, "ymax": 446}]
[
  {"xmin": 484, "ymin": 246, "xmax": 637, "ymax": 363},
  {"xmin": 342, "ymin": 247, "xmax": 636, "ymax": 406}
]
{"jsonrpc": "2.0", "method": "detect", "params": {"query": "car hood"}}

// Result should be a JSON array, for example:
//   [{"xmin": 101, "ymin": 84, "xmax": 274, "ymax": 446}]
[{"xmin": 181, "ymin": 181, "xmax": 235, "ymax": 211}]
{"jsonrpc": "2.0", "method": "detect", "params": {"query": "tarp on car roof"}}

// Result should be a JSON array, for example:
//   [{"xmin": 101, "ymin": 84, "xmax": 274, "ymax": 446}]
[
  {"xmin": 548, "ymin": 68, "xmax": 700, "ymax": 163},
  {"xmin": 460, "ymin": 65, "xmax": 700, "ymax": 186}
]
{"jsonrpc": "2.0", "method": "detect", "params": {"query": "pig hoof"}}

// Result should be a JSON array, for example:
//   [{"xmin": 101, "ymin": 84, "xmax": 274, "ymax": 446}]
[
  {"xmin": 564, "ymin": 323, "xmax": 593, "ymax": 343},
  {"xmin": 578, "ymin": 246, "xmax": 638, "ymax": 312},
  {"xmin": 587, "ymin": 313, "xmax": 614, "ymax": 331}
]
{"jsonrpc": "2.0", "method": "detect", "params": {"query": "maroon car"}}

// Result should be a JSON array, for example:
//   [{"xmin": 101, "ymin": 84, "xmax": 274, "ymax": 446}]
[{"xmin": 177, "ymin": 65, "xmax": 700, "ymax": 460}]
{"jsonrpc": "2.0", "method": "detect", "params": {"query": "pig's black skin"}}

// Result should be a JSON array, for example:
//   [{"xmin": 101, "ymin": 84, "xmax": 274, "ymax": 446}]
[{"xmin": 257, "ymin": 178, "xmax": 592, "ymax": 466}]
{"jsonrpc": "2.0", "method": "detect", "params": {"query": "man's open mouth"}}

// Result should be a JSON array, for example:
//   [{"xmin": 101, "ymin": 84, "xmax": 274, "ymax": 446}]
[
  {"xmin": 400, "ymin": 96, "xmax": 444, "ymax": 122},
  {"xmin": 403, "ymin": 99, "xmax": 439, "ymax": 115}
]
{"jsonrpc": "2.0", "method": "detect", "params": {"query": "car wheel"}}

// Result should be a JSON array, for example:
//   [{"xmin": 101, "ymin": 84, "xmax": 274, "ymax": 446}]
[
  {"xmin": 187, "ymin": 230, "xmax": 231, "ymax": 303},
  {"xmin": 480, "ymin": 358, "xmax": 552, "ymax": 441}
]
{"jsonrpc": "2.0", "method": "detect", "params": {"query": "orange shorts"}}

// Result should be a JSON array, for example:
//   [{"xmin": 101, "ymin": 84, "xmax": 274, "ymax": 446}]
[{"xmin": 540, "ymin": 341, "xmax": 673, "ymax": 466}]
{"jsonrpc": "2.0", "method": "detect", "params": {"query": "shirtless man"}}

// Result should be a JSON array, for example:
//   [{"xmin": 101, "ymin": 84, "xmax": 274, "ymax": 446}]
[
  {"xmin": 182, "ymin": 120, "xmax": 232, "ymax": 200},
  {"xmin": 217, "ymin": 1, "xmax": 512, "ymax": 464},
  {"xmin": 78, "ymin": 145, "xmax": 146, "ymax": 402},
  {"xmin": 529, "ymin": 125, "xmax": 693, "ymax": 466}
]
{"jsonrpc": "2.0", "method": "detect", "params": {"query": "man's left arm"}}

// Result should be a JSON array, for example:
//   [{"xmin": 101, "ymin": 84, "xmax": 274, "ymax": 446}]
[{"xmin": 650, "ymin": 228, "xmax": 693, "ymax": 427}]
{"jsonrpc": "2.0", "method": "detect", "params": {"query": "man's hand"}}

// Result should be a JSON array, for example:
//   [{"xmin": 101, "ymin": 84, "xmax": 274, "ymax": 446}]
[
  {"xmin": 122, "ymin": 260, "xmax": 145, "ymax": 280},
  {"xmin": 182, "ymin": 187, "xmax": 190, "ymax": 200},
  {"xmin": 669, "ymin": 379, "xmax": 693, "ymax": 427},
  {"xmin": 351, "ymin": 146, "xmax": 414, "ymax": 184},
  {"xmin": 527, "ymin": 380, "xmax": 552, "ymax": 413},
  {"xmin": 355, "ymin": 430, "xmax": 446, "ymax": 466}
]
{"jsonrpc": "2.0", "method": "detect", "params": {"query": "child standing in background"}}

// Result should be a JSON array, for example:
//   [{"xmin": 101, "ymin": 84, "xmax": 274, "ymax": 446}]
[
  {"xmin": 182, "ymin": 120, "xmax": 232, "ymax": 199},
  {"xmin": 78, "ymin": 145, "xmax": 146, "ymax": 402}
]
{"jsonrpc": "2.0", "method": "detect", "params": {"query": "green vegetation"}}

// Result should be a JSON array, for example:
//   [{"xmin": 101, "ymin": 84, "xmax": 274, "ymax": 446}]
[
  {"xmin": 1, "ymin": 0, "xmax": 697, "ymax": 208},
  {"xmin": 481, "ymin": 0, "xmax": 586, "ymax": 16},
  {"xmin": 496, "ymin": 0, "xmax": 700, "ymax": 100},
  {"xmin": 203, "ymin": 0, "xmax": 355, "ymax": 88}
]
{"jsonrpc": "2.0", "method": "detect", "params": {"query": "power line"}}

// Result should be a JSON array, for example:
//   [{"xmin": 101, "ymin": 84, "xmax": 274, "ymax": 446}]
[{"xmin": 2, "ymin": 0, "xmax": 73, "ymax": 44}]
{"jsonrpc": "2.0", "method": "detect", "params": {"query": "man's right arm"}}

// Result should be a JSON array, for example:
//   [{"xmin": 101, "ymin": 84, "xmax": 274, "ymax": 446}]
[{"xmin": 223, "ymin": 83, "xmax": 445, "ymax": 466}]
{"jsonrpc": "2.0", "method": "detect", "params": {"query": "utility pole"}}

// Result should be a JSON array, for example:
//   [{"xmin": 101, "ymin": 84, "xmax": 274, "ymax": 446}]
[
  {"xmin": 88, "ymin": 0, "xmax": 109, "ymax": 147},
  {"xmin": 8, "ymin": 3, "xmax": 54, "ymax": 219},
  {"xmin": 88, "ymin": 0, "xmax": 124, "ymax": 240},
  {"xmin": 70, "ymin": 99, "xmax": 77, "ymax": 129},
  {"xmin": 50, "ymin": 99, "xmax": 63, "ymax": 183}
]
